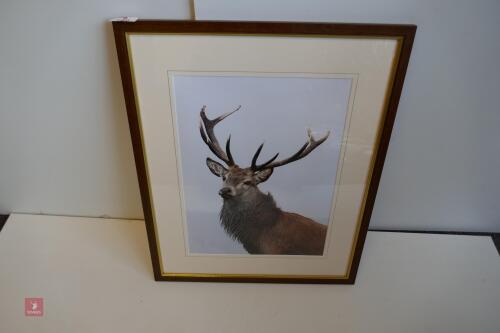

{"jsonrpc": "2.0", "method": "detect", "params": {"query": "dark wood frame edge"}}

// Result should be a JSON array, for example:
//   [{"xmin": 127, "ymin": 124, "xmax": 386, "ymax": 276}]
[
  {"xmin": 112, "ymin": 20, "xmax": 417, "ymax": 283},
  {"xmin": 346, "ymin": 25, "xmax": 416, "ymax": 284},
  {"xmin": 0, "ymin": 214, "xmax": 9, "ymax": 233},
  {"xmin": 113, "ymin": 24, "xmax": 163, "ymax": 280}
]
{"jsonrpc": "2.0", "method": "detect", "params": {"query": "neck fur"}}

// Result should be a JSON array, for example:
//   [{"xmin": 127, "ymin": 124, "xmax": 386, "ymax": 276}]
[{"xmin": 219, "ymin": 189, "xmax": 282, "ymax": 252}]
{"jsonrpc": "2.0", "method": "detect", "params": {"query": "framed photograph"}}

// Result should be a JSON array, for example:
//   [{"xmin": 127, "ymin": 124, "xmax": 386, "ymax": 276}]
[{"xmin": 113, "ymin": 20, "xmax": 415, "ymax": 283}]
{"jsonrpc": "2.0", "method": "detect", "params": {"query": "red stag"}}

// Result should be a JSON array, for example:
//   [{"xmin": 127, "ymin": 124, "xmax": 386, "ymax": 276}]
[{"xmin": 200, "ymin": 105, "xmax": 330, "ymax": 255}]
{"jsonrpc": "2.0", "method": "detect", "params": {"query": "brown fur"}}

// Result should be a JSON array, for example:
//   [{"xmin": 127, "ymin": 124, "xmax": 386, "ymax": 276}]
[
  {"xmin": 258, "ymin": 212, "xmax": 327, "ymax": 255},
  {"xmin": 218, "ymin": 184, "xmax": 327, "ymax": 255}
]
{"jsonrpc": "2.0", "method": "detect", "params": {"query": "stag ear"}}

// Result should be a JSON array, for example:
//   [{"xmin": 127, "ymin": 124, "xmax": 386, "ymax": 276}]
[
  {"xmin": 254, "ymin": 168, "xmax": 273, "ymax": 184},
  {"xmin": 206, "ymin": 158, "xmax": 227, "ymax": 177}
]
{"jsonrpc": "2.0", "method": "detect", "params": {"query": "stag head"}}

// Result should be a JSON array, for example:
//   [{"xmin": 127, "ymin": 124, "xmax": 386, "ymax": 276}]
[{"xmin": 200, "ymin": 105, "xmax": 330, "ymax": 199}]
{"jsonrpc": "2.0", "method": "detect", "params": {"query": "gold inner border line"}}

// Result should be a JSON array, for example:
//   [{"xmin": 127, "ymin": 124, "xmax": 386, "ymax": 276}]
[{"xmin": 125, "ymin": 32, "xmax": 403, "ymax": 280}]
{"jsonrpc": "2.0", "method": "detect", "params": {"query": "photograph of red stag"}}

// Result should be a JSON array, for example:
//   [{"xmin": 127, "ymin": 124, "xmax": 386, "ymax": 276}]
[{"xmin": 200, "ymin": 105, "xmax": 330, "ymax": 255}]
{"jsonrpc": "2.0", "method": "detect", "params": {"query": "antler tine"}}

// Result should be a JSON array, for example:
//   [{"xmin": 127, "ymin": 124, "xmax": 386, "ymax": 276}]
[
  {"xmin": 251, "ymin": 143, "xmax": 279, "ymax": 171},
  {"xmin": 225, "ymin": 135, "xmax": 234, "ymax": 166},
  {"xmin": 199, "ymin": 105, "xmax": 241, "ymax": 166},
  {"xmin": 252, "ymin": 128, "xmax": 330, "ymax": 171}
]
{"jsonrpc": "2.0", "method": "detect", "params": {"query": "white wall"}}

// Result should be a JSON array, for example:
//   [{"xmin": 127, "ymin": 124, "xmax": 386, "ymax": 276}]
[
  {"xmin": 0, "ymin": 0, "xmax": 191, "ymax": 219},
  {"xmin": 1, "ymin": 0, "xmax": 499, "ymax": 232}
]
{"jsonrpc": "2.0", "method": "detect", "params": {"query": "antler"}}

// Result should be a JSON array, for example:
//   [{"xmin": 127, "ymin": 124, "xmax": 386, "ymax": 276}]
[
  {"xmin": 251, "ymin": 128, "xmax": 330, "ymax": 171},
  {"xmin": 199, "ymin": 105, "xmax": 241, "ymax": 166}
]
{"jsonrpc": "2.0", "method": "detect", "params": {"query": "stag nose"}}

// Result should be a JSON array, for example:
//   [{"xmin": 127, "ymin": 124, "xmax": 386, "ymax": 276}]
[{"xmin": 218, "ymin": 187, "xmax": 232, "ymax": 198}]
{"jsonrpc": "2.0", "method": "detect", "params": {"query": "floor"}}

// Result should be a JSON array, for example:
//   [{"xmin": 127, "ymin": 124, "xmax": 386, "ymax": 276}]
[{"xmin": 0, "ymin": 213, "xmax": 499, "ymax": 333}]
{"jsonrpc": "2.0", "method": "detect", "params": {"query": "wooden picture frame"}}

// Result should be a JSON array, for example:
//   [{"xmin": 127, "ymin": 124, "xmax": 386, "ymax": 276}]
[{"xmin": 113, "ymin": 20, "xmax": 416, "ymax": 283}]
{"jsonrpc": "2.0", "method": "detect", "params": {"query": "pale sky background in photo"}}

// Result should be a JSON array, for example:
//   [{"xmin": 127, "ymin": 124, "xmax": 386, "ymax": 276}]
[{"xmin": 171, "ymin": 74, "xmax": 352, "ymax": 254}]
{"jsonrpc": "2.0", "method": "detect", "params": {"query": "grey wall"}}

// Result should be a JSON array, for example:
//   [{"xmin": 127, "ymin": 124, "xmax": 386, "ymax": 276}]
[{"xmin": 1, "ymin": 0, "xmax": 499, "ymax": 232}]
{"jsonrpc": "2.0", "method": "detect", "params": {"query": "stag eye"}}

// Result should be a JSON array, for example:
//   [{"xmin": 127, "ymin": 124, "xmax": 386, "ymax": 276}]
[
  {"xmin": 243, "ymin": 180, "xmax": 252, "ymax": 185},
  {"xmin": 222, "ymin": 176, "xmax": 227, "ymax": 181}
]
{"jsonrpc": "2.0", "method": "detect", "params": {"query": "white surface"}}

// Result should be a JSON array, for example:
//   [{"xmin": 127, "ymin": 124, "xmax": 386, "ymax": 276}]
[
  {"xmin": 1, "ymin": 1, "xmax": 500, "ymax": 233},
  {"xmin": 0, "ymin": 214, "xmax": 499, "ymax": 333}
]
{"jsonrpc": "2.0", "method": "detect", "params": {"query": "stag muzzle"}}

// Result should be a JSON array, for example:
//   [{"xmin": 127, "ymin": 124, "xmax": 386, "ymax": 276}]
[{"xmin": 218, "ymin": 187, "xmax": 233, "ymax": 198}]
